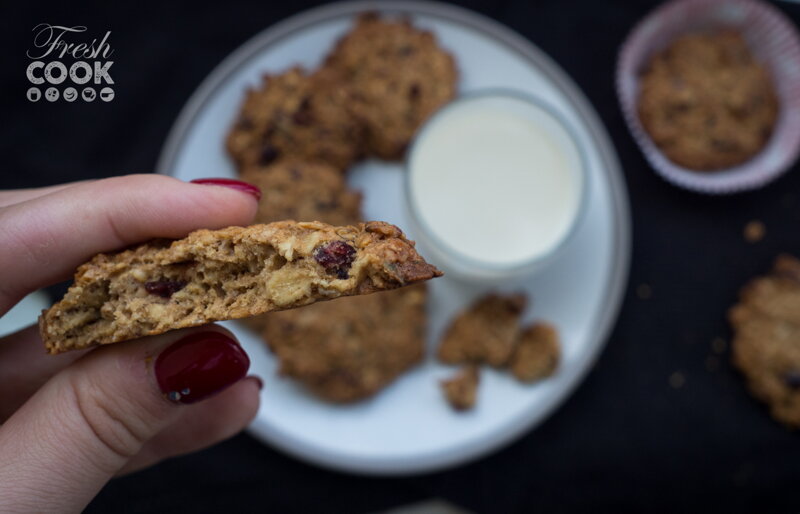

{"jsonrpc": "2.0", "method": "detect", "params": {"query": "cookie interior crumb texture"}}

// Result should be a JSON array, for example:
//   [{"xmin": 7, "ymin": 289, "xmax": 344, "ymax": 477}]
[
  {"xmin": 638, "ymin": 31, "xmax": 778, "ymax": 171},
  {"xmin": 441, "ymin": 366, "xmax": 480, "ymax": 411},
  {"xmin": 730, "ymin": 254, "xmax": 800, "ymax": 428},
  {"xmin": 508, "ymin": 322, "xmax": 560, "ymax": 383},
  {"xmin": 40, "ymin": 221, "xmax": 441, "ymax": 354},
  {"xmin": 437, "ymin": 293, "xmax": 527, "ymax": 367}
]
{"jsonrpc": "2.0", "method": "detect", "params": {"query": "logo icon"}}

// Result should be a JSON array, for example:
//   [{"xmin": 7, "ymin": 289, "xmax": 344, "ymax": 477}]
[
  {"xmin": 81, "ymin": 87, "xmax": 96, "ymax": 102},
  {"xmin": 27, "ymin": 87, "xmax": 41, "ymax": 102},
  {"xmin": 99, "ymin": 87, "xmax": 114, "ymax": 102},
  {"xmin": 63, "ymin": 87, "xmax": 77, "ymax": 102},
  {"xmin": 26, "ymin": 24, "xmax": 115, "ymax": 103}
]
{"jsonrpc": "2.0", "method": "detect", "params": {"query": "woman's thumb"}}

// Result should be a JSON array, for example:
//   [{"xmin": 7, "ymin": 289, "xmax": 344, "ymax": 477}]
[{"xmin": 0, "ymin": 327, "xmax": 250, "ymax": 513}]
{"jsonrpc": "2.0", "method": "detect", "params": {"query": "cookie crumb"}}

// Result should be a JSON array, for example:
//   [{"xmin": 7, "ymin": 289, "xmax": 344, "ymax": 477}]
[
  {"xmin": 743, "ymin": 220, "xmax": 765, "ymax": 243},
  {"xmin": 636, "ymin": 283, "xmax": 652, "ymax": 299},
  {"xmin": 508, "ymin": 323, "xmax": 560, "ymax": 383},
  {"xmin": 669, "ymin": 371, "xmax": 686, "ymax": 389},
  {"xmin": 441, "ymin": 366, "xmax": 480, "ymax": 411},
  {"xmin": 711, "ymin": 337, "xmax": 727, "ymax": 354},
  {"xmin": 437, "ymin": 293, "xmax": 527, "ymax": 367}
]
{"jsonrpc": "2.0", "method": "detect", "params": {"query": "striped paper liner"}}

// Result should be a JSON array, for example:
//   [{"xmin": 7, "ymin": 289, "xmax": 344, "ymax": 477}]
[{"xmin": 617, "ymin": 0, "xmax": 800, "ymax": 194}]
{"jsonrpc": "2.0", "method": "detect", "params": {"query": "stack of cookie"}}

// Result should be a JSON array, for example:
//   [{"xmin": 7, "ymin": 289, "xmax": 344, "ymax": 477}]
[{"xmin": 225, "ymin": 13, "xmax": 457, "ymax": 402}]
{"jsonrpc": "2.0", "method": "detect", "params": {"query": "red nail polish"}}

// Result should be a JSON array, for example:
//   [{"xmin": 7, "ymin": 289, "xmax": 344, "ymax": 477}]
[
  {"xmin": 191, "ymin": 178, "xmax": 261, "ymax": 200},
  {"xmin": 155, "ymin": 332, "xmax": 250, "ymax": 404}
]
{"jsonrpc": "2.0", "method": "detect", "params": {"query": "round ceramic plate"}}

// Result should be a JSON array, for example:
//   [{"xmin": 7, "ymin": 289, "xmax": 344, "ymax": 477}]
[{"xmin": 157, "ymin": 0, "xmax": 631, "ymax": 475}]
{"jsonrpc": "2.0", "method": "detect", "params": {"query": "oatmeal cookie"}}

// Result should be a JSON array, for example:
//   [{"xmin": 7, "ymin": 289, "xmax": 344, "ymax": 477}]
[
  {"xmin": 240, "ymin": 159, "xmax": 362, "ymax": 226},
  {"xmin": 441, "ymin": 366, "xmax": 480, "ymax": 411},
  {"xmin": 226, "ymin": 67, "xmax": 364, "ymax": 171},
  {"xmin": 324, "ymin": 13, "xmax": 458, "ymax": 160},
  {"xmin": 508, "ymin": 323, "xmax": 560, "ymax": 383},
  {"xmin": 638, "ymin": 31, "xmax": 778, "ymax": 170},
  {"xmin": 437, "ymin": 293, "xmax": 527, "ymax": 367},
  {"xmin": 730, "ymin": 254, "xmax": 800, "ymax": 427},
  {"xmin": 262, "ymin": 285, "xmax": 427, "ymax": 402},
  {"xmin": 40, "ymin": 221, "xmax": 442, "ymax": 353}
]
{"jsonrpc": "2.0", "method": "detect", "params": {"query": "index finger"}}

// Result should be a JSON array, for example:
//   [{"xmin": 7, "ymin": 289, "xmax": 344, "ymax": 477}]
[{"xmin": 0, "ymin": 174, "xmax": 259, "ymax": 314}]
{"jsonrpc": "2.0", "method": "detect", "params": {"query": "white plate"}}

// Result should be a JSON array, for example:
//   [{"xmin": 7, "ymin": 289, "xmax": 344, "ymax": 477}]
[{"xmin": 157, "ymin": 0, "xmax": 631, "ymax": 475}]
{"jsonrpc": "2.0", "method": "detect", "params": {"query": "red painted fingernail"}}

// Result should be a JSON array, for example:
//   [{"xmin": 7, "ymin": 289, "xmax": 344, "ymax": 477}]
[
  {"xmin": 155, "ymin": 331, "xmax": 250, "ymax": 404},
  {"xmin": 191, "ymin": 178, "xmax": 261, "ymax": 200}
]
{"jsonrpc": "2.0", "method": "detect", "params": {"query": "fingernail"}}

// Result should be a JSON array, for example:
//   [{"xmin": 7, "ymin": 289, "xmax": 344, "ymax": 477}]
[
  {"xmin": 155, "ymin": 331, "xmax": 250, "ymax": 404},
  {"xmin": 249, "ymin": 375, "xmax": 264, "ymax": 390},
  {"xmin": 190, "ymin": 178, "xmax": 261, "ymax": 200}
]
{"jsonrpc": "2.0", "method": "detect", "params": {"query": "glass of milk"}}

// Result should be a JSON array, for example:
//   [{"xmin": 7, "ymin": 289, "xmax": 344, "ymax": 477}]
[{"xmin": 406, "ymin": 91, "xmax": 588, "ymax": 282}]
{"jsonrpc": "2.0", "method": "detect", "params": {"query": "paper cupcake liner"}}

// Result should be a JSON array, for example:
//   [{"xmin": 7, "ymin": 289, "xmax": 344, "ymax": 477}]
[{"xmin": 617, "ymin": 0, "xmax": 800, "ymax": 194}]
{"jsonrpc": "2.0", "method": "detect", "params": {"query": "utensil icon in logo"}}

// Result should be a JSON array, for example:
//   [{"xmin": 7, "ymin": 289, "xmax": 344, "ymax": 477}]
[
  {"xmin": 27, "ymin": 87, "xmax": 41, "ymax": 102},
  {"xmin": 63, "ymin": 87, "xmax": 78, "ymax": 102},
  {"xmin": 100, "ymin": 87, "xmax": 115, "ymax": 102},
  {"xmin": 45, "ymin": 87, "xmax": 59, "ymax": 102},
  {"xmin": 82, "ymin": 87, "xmax": 96, "ymax": 102}
]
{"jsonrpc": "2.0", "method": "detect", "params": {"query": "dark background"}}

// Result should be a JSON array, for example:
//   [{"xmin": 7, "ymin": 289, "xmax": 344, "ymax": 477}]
[{"xmin": 4, "ymin": 0, "xmax": 800, "ymax": 512}]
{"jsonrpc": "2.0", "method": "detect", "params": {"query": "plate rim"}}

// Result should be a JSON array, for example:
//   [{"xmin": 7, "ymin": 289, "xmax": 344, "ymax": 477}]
[{"xmin": 156, "ymin": 0, "xmax": 632, "ymax": 475}]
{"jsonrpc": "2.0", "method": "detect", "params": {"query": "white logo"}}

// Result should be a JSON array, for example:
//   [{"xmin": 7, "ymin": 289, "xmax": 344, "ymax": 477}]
[
  {"xmin": 81, "ymin": 87, "xmax": 96, "ymax": 102},
  {"xmin": 63, "ymin": 87, "xmax": 77, "ymax": 102},
  {"xmin": 27, "ymin": 87, "xmax": 41, "ymax": 102},
  {"xmin": 26, "ymin": 24, "xmax": 114, "ymax": 103},
  {"xmin": 99, "ymin": 87, "xmax": 114, "ymax": 102}
]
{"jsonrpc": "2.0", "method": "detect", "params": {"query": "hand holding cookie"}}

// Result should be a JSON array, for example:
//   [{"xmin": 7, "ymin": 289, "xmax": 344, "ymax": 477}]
[{"xmin": 0, "ymin": 175, "xmax": 264, "ymax": 512}]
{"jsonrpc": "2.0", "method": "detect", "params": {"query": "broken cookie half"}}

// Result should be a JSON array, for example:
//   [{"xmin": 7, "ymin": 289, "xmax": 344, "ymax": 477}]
[{"xmin": 40, "ymin": 220, "xmax": 442, "ymax": 354}]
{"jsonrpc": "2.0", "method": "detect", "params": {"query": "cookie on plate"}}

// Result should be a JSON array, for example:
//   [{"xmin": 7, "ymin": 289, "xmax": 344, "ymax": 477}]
[
  {"xmin": 508, "ymin": 323, "xmax": 560, "ymax": 383},
  {"xmin": 324, "ymin": 12, "xmax": 458, "ymax": 160},
  {"xmin": 437, "ymin": 293, "xmax": 527, "ymax": 367},
  {"xmin": 440, "ymin": 365, "xmax": 480, "ymax": 411},
  {"xmin": 262, "ymin": 284, "xmax": 427, "ymax": 402},
  {"xmin": 730, "ymin": 254, "xmax": 800, "ymax": 427},
  {"xmin": 638, "ymin": 31, "xmax": 778, "ymax": 171},
  {"xmin": 240, "ymin": 159, "xmax": 362, "ymax": 227},
  {"xmin": 226, "ymin": 67, "xmax": 364, "ymax": 171},
  {"xmin": 40, "ymin": 221, "xmax": 442, "ymax": 353}
]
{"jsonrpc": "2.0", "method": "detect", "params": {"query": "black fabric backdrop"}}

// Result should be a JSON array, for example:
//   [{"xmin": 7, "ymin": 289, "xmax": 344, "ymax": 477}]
[{"xmin": 4, "ymin": 1, "xmax": 800, "ymax": 512}]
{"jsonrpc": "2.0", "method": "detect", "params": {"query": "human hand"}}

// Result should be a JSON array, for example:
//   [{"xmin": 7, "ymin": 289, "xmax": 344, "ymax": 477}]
[{"xmin": 0, "ymin": 175, "xmax": 263, "ymax": 513}]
